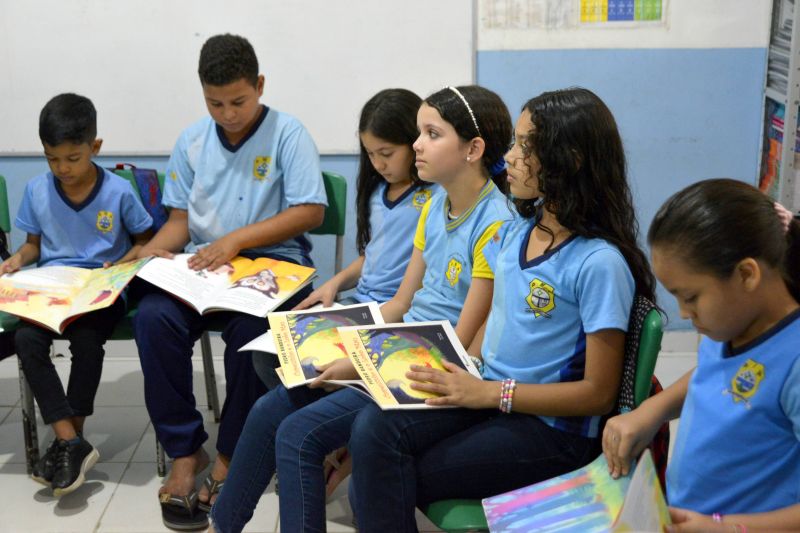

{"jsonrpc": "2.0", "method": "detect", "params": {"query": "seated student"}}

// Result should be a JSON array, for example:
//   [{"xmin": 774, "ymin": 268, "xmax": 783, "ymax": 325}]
[
  {"xmin": 346, "ymin": 87, "xmax": 656, "ymax": 532},
  {"xmin": 603, "ymin": 179, "xmax": 800, "ymax": 533},
  {"xmin": 131, "ymin": 34, "xmax": 327, "ymax": 530},
  {"xmin": 295, "ymin": 88, "xmax": 431, "ymax": 309},
  {"xmin": 0, "ymin": 93, "xmax": 153, "ymax": 496},
  {"xmin": 209, "ymin": 85, "xmax": 514, "ymax": 533}
]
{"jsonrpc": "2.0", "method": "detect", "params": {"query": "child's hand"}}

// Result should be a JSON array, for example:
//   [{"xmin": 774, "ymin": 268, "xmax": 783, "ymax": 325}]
[
  {"xmin": 309, "ymin": 358, "xmax": 359, "ymax": 390},
  {"xmin": 0, "ymin": 255, "xmax": 23, "ymax": 275},
  {"xmin": 103, "ymin": 261, "xmax": 112, "ymax": 268},
  {"xmin": 141, "ymin": 248, "xmax": 175, "ymax": 260},
  {"xmin": 407, "ymin": 361, "xmax": 488, "ymax": 408},
  {"xmin": 294, "ymin": 281, "xmax": 338, "ymax": 310},
  {"xmin": 602, "ymin": 408, "xmax": 660, "ymax": 478},
  {"xmin": 188, "ymin": 237, "xmax": 239, "ymax": 272},
  {"xmin": 666, "ymin": 507, "xmax": 731, "ymax": 532}
]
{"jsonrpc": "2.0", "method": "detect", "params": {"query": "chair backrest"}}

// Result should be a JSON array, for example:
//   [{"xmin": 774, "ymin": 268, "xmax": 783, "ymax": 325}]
[
  {"xmin": 310, "ymin": 171, "xmax": 348, "ymax": 273},
  {"xmin": 0, "ymin": 175, "xmax": 11, "ymax": 234},
  {"xmin": 616, "ymin": 295, "xmax": 664, "ymax": 413}
]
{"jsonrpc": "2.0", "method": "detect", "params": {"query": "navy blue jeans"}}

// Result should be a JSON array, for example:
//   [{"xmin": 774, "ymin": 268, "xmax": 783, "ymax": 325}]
[
  {"xmin": 349, "ymin": 403, "xmax": 602, "ymax": 533},
  {"xmin": 210, "ymin": 387, "xmax": 370, "ymax": 533},
  {"xmin": 132, "ymin": 274, "xmax": 312, "ymax": 458}
]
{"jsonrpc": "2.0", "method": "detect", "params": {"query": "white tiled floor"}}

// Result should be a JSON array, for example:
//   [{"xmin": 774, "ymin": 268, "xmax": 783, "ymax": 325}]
[{"xmin": 0, "ymin": 332, "xmax": 697, "ymax": 533}]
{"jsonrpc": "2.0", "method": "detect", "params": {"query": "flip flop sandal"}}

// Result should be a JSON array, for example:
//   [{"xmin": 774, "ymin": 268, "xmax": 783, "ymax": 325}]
[
  {"xmin": 160, "ymin": 490, "xmax": 208, "ymax": 531},
  {"xmin": 197, "ymin": 475, "xmax": 225, "ymax": 513}
]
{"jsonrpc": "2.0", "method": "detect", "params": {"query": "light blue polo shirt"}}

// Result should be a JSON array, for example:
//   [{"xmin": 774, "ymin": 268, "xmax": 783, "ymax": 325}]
[
  {"xmin": 481, "ymin": 215, "xmax": 635, "ymax": 438},
  {"xmin": 405, "ymin": 181, "xmax": 511, "ymax": 325},
  {"xmin": 16, "ymin": 165, "xmax": 153, "ymax": 268},
  {"xmin": 163, "ymin": 105, "xmax": 327, "ymax": 265},
  {"xmin": 353, "ymin": 182, "xmax": 435, "ymax": 303}
]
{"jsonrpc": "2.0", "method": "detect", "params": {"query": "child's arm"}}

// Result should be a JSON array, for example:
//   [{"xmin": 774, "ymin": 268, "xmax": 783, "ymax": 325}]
[
  {"xmin": 137, "ymin": 208, "xmax": 191, "ymax": 259},
  {"xmin": 295, "ymin": 255, "xmax": 366, "ymax": 309},
  {"xmin": 187, "ymin": 203, "xmax": 325, "ymax": 271},
  {"xmin": 109, "ymin": 229, "xmax": 155, "ymax": 266},
  {"xmin": 603, "ymin": 369, "xmax": 692, "ymax": 478},
  {"xmin": 454, "ymin": 277, "xmax": 493, "ymax": 349},
  {"xmin": 669, "ymin": 503, "xmax": 800, "ymax": 532},
  {"xmin": 379, "ymin": 247, "xmax": 425, "ymax": 322},
  {"xmin": 0, "ymin": 234, "xmax": 40, "ymax": 274}
]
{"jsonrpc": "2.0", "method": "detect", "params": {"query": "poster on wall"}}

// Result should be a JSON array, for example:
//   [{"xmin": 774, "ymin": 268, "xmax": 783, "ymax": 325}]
[{"xmin": 580, "ymin": 0, "xmax": 663, "ymax": 24}]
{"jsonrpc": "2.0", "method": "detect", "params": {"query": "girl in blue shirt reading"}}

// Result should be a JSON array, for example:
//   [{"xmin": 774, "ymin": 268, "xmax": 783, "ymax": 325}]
[
  {"xmin": 209, "ymin": 85, "xmax": 514, "ymax": 533},
  {"xmin": 604, "ymin": 179, "xmax": 800, "ymax": 533},
  {"xmin": 346, "ymin": 87, "xmax": 656, "ymax": 532},
  {"xmin": 296, "ymin": 88, "xmax": 431, "ymax": 308}
]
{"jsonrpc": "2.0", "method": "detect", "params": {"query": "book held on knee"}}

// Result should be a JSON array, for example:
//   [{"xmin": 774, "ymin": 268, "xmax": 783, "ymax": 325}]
[
  {"xmin": 336, "ymin": 320, "xmax": 482, "ymax": 409},
  {"xmin": 135, "ymin": 254, "xmax": 315, "ymax": 318},
  {"xmin": 0, "ymin": 258, "xmax": 149, "ymax": 334}
]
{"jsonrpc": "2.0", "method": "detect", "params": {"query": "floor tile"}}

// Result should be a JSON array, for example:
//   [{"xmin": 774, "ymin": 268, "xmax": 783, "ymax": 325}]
[
  {"xmin": 0, "ymin": 462, "xmax": 126, "ymax": 533},
  {"xmin": 0, "ymin": 356, "xmax": 23, "ymax": 407},
  {"xmin": 0, "ymin": 407, "xmax": 48, "ymax": 466}
]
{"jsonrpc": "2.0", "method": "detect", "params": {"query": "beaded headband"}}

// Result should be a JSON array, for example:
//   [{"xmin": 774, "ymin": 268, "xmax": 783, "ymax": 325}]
[{"xmin": 447, "ymin": 86, "xmax": 481, "ymax": 137}]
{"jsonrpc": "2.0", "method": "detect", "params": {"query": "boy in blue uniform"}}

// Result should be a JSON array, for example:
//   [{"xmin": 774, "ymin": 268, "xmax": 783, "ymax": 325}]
[
  {"xmin": 1, "ymin": 93, "xmax": 154, "ymax": 496},
  {"xmin": 133, "ymin": 34, "xmax": 326, "ymax": 530}
]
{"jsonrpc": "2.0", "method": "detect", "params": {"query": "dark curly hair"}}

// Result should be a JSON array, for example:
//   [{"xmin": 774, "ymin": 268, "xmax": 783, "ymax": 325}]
[
  {"xmin": 39, "ymin": 93, "xmax": 96, "ymax": 146},
  {"xmin": 355, "ymin": 89, "xmax": 422, "ymax": 254},
  {"xmin": 518, "ymin": 87, "xmax": 655, "ymax": 302},
  {"xmin": 424, "ymin": 85, "xmax": 512, "ymax": 193},
  {"xmin": 198, "ymin": 34, "xmax": 259, "ymax": 87}
]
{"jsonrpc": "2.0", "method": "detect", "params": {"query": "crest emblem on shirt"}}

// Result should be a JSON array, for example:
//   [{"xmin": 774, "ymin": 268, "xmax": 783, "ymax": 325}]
[
  {"xmin": 253, "ymin": 156, "xmax": 272, "ymax": 181},
  {"xmin": 169, "ymin": 171, "xmax": 178, "ymax": 181},
  {"xmin": 724, "ymin": 358, "xmax": 765, "ymax": 409},
  {"xmin": 445, "ymin": 258, "xmax": 462, "ymax": 287},
  {"xmin": 96, "ymin": 211, "xmax": 113, "ymax": 233},
  {"xmin": 526, "ymin": 278, "xmax": 555, "ymax": 318},
  {"xmin": 412, "ymin": 189, "xmax": 432, "ymax": 210}
]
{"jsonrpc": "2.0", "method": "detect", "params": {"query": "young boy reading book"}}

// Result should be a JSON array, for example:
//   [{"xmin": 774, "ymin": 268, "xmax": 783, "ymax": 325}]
[
  {"xmin": 0, "ymin": 93, "xmax": 153, "ymax": 497},
  {"xmin": 131, "ymin": 33, "xmax": 327, "ymax": 530}
]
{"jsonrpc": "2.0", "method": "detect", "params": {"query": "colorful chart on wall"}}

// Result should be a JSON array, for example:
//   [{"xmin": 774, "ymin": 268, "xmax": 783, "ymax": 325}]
[{"xmin": 580, "ymin": 0, "xmax": 663, "ymax": 24}]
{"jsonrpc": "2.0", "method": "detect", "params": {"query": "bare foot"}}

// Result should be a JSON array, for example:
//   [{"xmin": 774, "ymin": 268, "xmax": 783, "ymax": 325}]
[
  {"xmin": 159, "ymin": 447, "xmax": 210, "ymax": 498},
  {"xmin": 198, "ymin": 453, "xmax": 229, "ymax": 507}
]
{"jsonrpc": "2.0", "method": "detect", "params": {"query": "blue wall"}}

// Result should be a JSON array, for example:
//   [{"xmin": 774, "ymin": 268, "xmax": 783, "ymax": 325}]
[{"xmin": 0, "ymin": 47, "xmax": 766, "ymax": 328}]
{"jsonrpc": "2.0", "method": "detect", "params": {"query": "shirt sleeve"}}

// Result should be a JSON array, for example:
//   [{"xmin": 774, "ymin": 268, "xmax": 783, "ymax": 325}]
[
  {"xmin": 413, "ymin": 198, "xmax": 432, "ymax": 251},
  {"xmin": 120, "ymin": 181, "xmax": 154, "ymax": 234},
  {"xmin": 780, "ymin": 357, "xmax": 800, "ymax": 442},
  {"xmin": 162, "ymin": 130, "xmax": 194, "ymax": 210},
  {"xmin": 14, "ymin": 181, "xmax": 41, "ymax": 235},
  {"xmin": 471, "ymin": 220, "xmax": 505, "ymax": 279},
  {"xmin": 279, "ymin": 122, "xmax": 327, "ymax": 207},
  {"xmin": 575, "ymin": 247, "xmax": 635, "ymax": 333}
]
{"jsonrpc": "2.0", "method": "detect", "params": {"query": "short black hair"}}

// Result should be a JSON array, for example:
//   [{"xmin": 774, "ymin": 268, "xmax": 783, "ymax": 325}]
[
  {"xmin": 39, "ymin": 93, "xmax": 97, "ymax": 146},
  {"xmin": 198, "ymin": 34, "xmax": 259, "ymax": 87}
]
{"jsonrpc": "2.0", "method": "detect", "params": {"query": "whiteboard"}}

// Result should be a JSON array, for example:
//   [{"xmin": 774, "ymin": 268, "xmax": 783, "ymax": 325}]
[{"xmin": 0, "ymin": 0, "xmax": 474, "ymax": 155}]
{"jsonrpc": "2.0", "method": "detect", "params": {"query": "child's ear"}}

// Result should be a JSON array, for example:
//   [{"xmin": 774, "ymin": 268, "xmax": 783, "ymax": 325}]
[
  {"xmin": 91, "ymin": 138, "xmax": 103, "ymax": 156},
  {"xmin": 256, "ymin": 74, "xmax": 265, "ymax": 97},
  {"xmin": 466, "ymin": 137, "xmax": 486, "ymax": 162},
  {"xmin": 736, "ymin": 257, "xmax": 761, "ymax": 292}
]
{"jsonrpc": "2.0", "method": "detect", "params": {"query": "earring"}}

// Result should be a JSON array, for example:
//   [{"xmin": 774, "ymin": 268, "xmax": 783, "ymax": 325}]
[{"xmin": 466, "ymin": 157, "xmax": 471, "ymax": 162}]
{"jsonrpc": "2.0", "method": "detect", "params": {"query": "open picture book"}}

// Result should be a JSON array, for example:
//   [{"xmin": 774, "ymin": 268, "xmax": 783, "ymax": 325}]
[
  {"xmin": 136, "ymin": 254, "xmax": 315, "ymax": 318},
  {"xmin": 266, "ymin": 302, "xmax": 384, "ymax": 388},
  {"xmin": 0, "ymin": 258, "xmax": 149, "ymax": 334},
  {"xmin": 336, "ymin": 320, "xmax": 482, "ymax": 410},
  {"xmin": 482, "ymin": 449, "xmax": 670, "ymax": 532}
]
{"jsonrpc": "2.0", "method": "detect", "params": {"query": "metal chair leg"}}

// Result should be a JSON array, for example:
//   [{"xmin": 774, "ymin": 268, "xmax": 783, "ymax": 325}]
[
  {"xmin": 200, "ymin": 331, "xmax": 220, "ymax": 422},
  {"xmin": 18, "ymin": 358, "xmax": 40, "ymax": 475}
]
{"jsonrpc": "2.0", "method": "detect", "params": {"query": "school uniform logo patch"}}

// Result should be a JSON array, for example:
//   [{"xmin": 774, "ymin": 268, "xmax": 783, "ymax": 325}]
[
  {"xmin": 526, "ymin": 278, "xmax": 555, "ymax": 318},
  {"xmin": 412, "ymin": 189, "xmax": 432, "ymax": 210},
  {"xmin": 253, "ymin": 156, "xmax": 272, "ymax": 181},
  {"xmin": 170, "ymin": 171, "xmax": 178, "ymax": 181},
  {"xmin": 96, "ymin": 211, "xmax": 113, "ymax": 233},
  {"xmin": 724, "ymin": 358, "xmax": 765, "ymax": 409},
  {"xmin": 445, "ymin": 258, "xmax": 463, "ymax": 287}
]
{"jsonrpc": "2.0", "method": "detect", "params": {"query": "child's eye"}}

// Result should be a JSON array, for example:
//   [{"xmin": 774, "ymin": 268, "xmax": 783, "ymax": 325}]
[
  {"xmin": 429, "ymin": 131, "xmax": 439, "ymax": 139},
  {"xmin": 684, "ymin": 295, "xmax": 697, "ymax": 304}
]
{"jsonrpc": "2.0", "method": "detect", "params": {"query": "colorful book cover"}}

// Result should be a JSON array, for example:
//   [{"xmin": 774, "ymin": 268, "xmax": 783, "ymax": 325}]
[
  {"xmin": 483, "ymin": 453, "xmax": 629, "ymax": 532},
  {"xmin": 268, "ymin": 302, "xmax": 384, "ymax": 388},
  {"xmin": 0, "ymin": 258, "xmax": 149, "ymax": 334},
  {"xmin": 612, "ymin": 450, "xmax": 671, "ymax": 532},
  {"xmin": 336, "ymin": 321, "xmax": 480, "ymax": 409},
  {"xmin": 136, "ymin": 254, "xmax": 315, "ymax": 317}
]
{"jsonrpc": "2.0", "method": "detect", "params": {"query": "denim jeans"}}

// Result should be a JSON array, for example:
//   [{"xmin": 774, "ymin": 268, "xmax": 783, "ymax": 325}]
[
  {"xmin": 210, "ymin": 387, "xmax": 369, "ymax": 533},
  {"xmin": 16, "ymin": 298, "xmax": 125, "ymax": 424},
  {"xmin": 349, "ymin": 403, "xmax": 602, "ymax": 533}
]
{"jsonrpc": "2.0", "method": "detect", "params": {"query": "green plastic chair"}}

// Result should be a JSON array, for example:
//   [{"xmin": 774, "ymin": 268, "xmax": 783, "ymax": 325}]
[
  {"xmin": 311, "ymin": 171, "xmax": 348, "ymax": 274},
  {"xmin": 422, "ymin": 298, "xmax": 664, "ymax": 533}
]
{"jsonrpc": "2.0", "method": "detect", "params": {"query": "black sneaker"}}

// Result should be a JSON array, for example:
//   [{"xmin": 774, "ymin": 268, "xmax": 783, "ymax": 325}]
[
  {"xmin": 51, "ymin": 437, "xmax": 100, "ymax": 497},
  {"xmin": 31, "ymin": 438, "xmax": 59, "ymax": 486}
]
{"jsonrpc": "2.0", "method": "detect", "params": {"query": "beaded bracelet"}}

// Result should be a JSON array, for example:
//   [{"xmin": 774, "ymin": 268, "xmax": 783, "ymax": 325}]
[
  {"xmin": 712, "ymin": 513, "xmax": 723, "ymax": 523},
  {"xmin": 499, "ymin": 378, "xmax": 516, "ymax": 413}
]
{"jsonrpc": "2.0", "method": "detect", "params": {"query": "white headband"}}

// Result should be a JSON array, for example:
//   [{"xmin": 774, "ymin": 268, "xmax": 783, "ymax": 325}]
[{"xmin": 447, "ymin": 86, "xmax": 481, "ymax": 137}]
